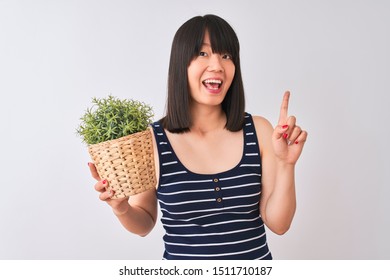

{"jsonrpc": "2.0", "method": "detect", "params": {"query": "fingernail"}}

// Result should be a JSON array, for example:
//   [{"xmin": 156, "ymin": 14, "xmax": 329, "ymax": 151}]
[
  {"xmin": 282, "ymin": 125, "xmax": 288, "ymax": 129},
  {"xmin": 295, "ymin": 141, "xmax": 299, "ymax": 144},
  {"xmin": 283, "ymin": 133, "xmax": 288, "ymax": 139},
  {"xmin": 102, "ymin": 180, "xmax": 107, "ymax": 185}
]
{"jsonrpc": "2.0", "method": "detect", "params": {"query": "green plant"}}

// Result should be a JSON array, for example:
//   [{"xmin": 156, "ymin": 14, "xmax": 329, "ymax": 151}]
[{"xmin": 76, "ymin": 95, "xmax": 154, "ymax": 145}]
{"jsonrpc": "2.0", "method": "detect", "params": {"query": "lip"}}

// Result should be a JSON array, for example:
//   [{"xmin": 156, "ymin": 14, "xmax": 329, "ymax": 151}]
[{"xmin": 202, "ymin": 77, "xmax": 224, "ymax": 94}]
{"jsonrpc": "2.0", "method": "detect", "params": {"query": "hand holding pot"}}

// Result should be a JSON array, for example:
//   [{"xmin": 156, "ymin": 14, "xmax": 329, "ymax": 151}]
[{"xmin": 88, "ymin": 162, "xmax": 130, "ymax": 215}]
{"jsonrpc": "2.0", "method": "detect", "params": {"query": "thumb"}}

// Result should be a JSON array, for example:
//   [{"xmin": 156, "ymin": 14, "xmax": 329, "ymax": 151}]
[
  {"xmin": 273, "ymin": 124, "xmax": 289, "ymax": 141},
  {"xmin": 88, "ymin": 162, "xmax": 101, "ymax": 181}
]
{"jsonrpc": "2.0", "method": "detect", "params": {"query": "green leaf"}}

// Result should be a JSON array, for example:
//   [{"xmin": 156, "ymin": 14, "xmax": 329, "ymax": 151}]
[{"xmin": 75, "ymin": 95, "xmax": 154, "ymax": 145}]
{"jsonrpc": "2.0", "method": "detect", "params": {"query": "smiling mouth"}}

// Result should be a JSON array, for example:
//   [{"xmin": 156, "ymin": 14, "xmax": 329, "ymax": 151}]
[{"xmin": 202, "ymin": 79, "xmax": 223, "ymax": 90}]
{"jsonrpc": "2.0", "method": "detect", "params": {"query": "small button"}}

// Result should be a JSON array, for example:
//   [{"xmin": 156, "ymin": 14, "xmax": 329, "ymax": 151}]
[
  {"xmin": 215, "ymin": 187, "xmax": 221, "ymax": 191},
  {"xmin": 213, "ymin": 178, "xmax": 219, "ymax": 183},
  {"xmin": 216, "ymin": 198, "xmax": 222, "ymax": 203}
]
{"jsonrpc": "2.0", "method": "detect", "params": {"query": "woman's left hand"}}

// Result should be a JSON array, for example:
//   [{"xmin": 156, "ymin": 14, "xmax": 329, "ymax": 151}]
[{"xmin": 272, "ymin": 91, "xmax": 308, "ymax": 165}]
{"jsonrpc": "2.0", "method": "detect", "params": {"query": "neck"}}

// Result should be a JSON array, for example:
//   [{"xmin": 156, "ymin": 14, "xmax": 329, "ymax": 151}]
[{"xmin": 190, "ymin": 106, "xmax": 226, "ymax": 135}]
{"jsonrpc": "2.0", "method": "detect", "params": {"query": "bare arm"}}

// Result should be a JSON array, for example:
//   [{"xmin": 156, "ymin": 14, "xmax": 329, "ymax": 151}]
[
  {"xmin": 88, "ymin": 127, "xmax": 160, "ymax": 237},
  {"xmin": 254, "ymin": 91, "xmax": 308, "ymax": 235},
  {"xmin": 89, "ymin": 163, "xmax": 158, "ymax": 236}
]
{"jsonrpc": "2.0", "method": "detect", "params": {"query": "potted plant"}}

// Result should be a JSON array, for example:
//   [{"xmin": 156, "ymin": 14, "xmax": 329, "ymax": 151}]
[{"xmin": 77, "ymin": 95, "xmax": 156, "ymax": 199}]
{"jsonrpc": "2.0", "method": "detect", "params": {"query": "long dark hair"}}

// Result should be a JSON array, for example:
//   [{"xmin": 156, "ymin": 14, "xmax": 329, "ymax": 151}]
[{"xmin": 161, "ymin": 14, "xmax": 245, "ymax": 133}]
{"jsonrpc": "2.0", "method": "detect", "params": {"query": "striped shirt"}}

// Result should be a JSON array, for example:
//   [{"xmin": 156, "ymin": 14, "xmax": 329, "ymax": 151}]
[{"xmin": 151, "ymin": 113, "xmax": 272, "ymax": 260}]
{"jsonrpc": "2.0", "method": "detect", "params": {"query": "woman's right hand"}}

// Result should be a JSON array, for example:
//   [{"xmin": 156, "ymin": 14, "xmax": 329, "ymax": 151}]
[{"xmin": 88, "ymin": 162, "xmax": 130, "ymax": 216}]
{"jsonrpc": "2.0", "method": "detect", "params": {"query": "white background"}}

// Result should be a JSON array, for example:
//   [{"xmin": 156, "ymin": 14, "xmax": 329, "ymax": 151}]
[{"xmin": 0, "ymin": 0, "xmax": 389, "ymax": 259}]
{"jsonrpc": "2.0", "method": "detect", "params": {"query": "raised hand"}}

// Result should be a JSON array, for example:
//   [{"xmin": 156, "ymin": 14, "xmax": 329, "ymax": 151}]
[{"xmin": 272, "ymin": 91, "xmax": 308, "ymax": 165}]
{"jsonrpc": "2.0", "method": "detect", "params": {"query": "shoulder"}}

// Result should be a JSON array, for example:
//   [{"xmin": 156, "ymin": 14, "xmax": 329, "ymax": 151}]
[{"xmin": 250, "ymin": 115, "xmax": 273, "ymax": 133}]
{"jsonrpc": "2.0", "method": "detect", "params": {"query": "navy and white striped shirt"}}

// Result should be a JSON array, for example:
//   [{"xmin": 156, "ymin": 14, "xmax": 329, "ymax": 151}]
[{"xmin": 151, "ymin": 113, "xmax": 272, "ymax": 260}]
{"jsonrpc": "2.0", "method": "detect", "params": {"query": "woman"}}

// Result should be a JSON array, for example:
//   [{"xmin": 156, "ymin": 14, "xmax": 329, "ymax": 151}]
[{"xmin": 89, "ymin": 14, "xmax": 307, "ymax": 259}]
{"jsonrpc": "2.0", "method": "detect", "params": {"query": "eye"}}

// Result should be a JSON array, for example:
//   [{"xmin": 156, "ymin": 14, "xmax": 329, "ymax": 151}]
[
  {"xmin": 199, "ymin": 51, "xmax": 208, "ymax": 57},
  {"xmin": 222, "ymin": 53, "xmax": 232, "ymax": 60}
]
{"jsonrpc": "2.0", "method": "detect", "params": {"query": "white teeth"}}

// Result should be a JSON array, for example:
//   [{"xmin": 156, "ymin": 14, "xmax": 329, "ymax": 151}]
[{"xmin": 204, "ymin": 79, "xmax": 222, "ymax": 84}]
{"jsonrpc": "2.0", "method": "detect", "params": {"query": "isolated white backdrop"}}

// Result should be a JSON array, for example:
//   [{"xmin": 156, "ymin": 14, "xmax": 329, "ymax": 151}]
[{"xmin": 0, "ymin": 0, "xmax": 389, "ymax": 259}]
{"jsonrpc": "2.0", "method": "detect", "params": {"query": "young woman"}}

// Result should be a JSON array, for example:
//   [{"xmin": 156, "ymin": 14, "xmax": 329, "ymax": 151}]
[{"xmin": 89, "ymin": 14, "xmax": 307, "ymax": 260}]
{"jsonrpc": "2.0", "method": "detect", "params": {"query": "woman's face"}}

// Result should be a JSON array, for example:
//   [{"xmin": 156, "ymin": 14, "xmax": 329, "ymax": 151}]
[{"xmin": 187, "ymin": 30, "xmax": 235, "ymax": 108}]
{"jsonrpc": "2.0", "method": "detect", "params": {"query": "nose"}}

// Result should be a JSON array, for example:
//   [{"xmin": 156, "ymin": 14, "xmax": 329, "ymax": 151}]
[{"xmin": 207, "ymin": 54, "xmax": 224, "ymax": 72}]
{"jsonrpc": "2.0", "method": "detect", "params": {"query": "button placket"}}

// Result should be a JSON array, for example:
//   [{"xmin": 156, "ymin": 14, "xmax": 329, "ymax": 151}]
[{"xmin": 213, "ymin": 178, "xmax": 224, "ymax": 206}]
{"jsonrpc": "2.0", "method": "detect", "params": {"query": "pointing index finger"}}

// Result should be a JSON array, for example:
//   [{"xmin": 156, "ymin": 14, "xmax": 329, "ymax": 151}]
[{"xmin": 278, "ymin": 91, "xmax": 290, "ymax": 125}]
